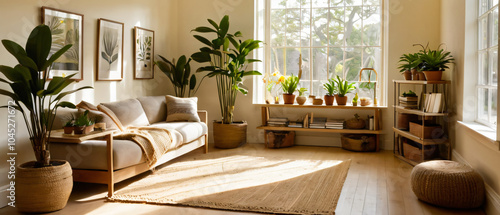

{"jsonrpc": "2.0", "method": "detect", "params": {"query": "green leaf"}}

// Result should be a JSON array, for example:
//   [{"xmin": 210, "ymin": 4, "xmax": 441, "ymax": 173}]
[
  {"xmin": 43, "ymin": 74, "xmax": 76, "ymax": 96},
  {"xmin": 207, "ymin": 19, "xmax": 219, "ymax": 30},
  {"xmin": 191, "ymin": 52, "xmax": 211, "ymax": 63},
  {"xmin": 25, "ymin": 25, "xmax": 52, "ymax": 70},
  {"xmin": 242, "ymin": 70, "xmax": 262, "ymax": 77},
  {"xmin": 219, "ymin": 15, "xmax": 230, "ymax": 36},
  {"xmin": 56, "ymin": 101, "xmax": 76, "ymax": 108},
  {"xmin": 193, "ymin": 35, "xmax": 213, "ymax": 47},
  {"xmin": 192, "ymin": 27, "xmax": 217, "ymax": 33},
  {"xmin": 43, "ymin": 44, "xmax": 72, "ymax": 71},
  {"xmin": 0, "ymin": 66, "xmax": 24, "ymax": 82},
  {"xmin": 2, "ymin": 40, "xmax": 38, "ymax": 71},
  {"xmin": 189, "ymin": 75, "xmax": 196, "ymax": 90}
]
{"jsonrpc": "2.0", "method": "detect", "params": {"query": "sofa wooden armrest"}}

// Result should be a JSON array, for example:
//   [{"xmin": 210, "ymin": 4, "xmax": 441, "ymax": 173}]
[{"xmin": 197, "ymin": 110, "xmax": 208, "ymax": 153}]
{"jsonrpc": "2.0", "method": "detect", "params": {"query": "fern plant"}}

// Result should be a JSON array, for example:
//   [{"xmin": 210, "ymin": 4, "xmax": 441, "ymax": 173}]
[
  {"xmin": 323, "ymin": 78, "xmax": 336, "ymax": 96},
  {"xmin": 334, "ymin": 75, "xmax": 356, "ymax": 97}
]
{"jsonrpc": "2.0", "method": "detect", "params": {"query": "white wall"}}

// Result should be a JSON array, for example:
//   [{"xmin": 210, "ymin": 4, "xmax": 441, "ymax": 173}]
[{"xmin": 0, "ymin": 0, "xmax": 177, "ymax": 189}]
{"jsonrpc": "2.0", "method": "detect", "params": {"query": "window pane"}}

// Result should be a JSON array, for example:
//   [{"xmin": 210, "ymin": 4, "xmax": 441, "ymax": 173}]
[
  {"xmin": 479, "ymin": 16, "xmax": 488, "ymax": 50},
  {"xmin": 328, "ymin": 47, "xmax": 344, "ymax": 78},
  {"xmin": 312, "ymin": 8, "xmax": 329, "ymax": 46},
  {"xmin": 490, "ymin": 49, "xmax": 498, "ymax": 85},
  {"xmin": 286, "ymin": 0, "xmax": 308, "ymax": 8},
  {"xmin": 480, "ymin": 0, "xmax": 489, "ymax": 14},
  {"xmin": 329, "ymin": 7, "xmax": 345, "ymax": 46},
  {"xmin": 364, "ymin": 0, "xmax": 380, "ymax": 5},
  {"xmin": 345, "ymin": 0, "xmax": 363, "ymax": 6},
  {"xmin": 312, "ymin": 0, "xmax": 328, "ymax": 8},
  {"xmin": 363, "ymin": 6, "xmax": 381, "ymax": 46},
  {"xmin": 271, "ymin": 48, "xmax": 285, "ymax": 74},
  {"xmin": 490, "ymin": 8, "xmax": 499, "ymax": 46},
  {"xmin": 345, "ymin": 47, "xmax": 362, "ymax": 81},
  {"xmin": 478, "ymin": 88, "xmax": 489, "ymax": 122},
  {"xmin": 479, "ymin": 51, "xmax": 489, "ymax": 85},
  {"xmin": 271, "ymin": 10, "xmax": 286, "ymax": 47},
  {"xmin": 330, "ymin": 0, "xmax": 344, "ymax": 7},
  {"xmin": 345, "ymin": 7, "xmax": 363, "ymax": 46},
  {"xmin": 363, "ymin": 47, "xmax": 381, "ymax": 77},
  {"xmin": 492, "ymin": 89, "xmax": 498, "ymax": 125},
  {"xmin": 287, "ymin": 9, "xmax": 302, "ymax": 47},
  {"xmin": 495, "ymin": 0, "xmax": 499, "ymax": 7},
  {"xmin": 301, "ymin": 9, "xmax": 311, "ymax": 47},
  {"xmin": 312, "ymin": 47, "xmax": 328, "ymax": 81},
  {"xmin": 299, "ymin": 48, "xmax": 311, "ymax": 83},
  {"xmin": 271, "ymin": 0, "xmax": 286, "ymax": 9},
  {"xmin": 285, "ymin": 48, "xmax": 301, "ymax": 76}
]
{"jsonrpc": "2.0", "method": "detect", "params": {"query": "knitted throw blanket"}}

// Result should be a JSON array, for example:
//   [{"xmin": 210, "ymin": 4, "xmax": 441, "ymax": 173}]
[{"xmin": 115, "ymin": 127, "xmax": 174, "ymax": 167}]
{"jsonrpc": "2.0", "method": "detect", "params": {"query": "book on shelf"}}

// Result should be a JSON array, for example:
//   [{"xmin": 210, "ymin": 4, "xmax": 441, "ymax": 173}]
[
  {"xmin": 268, "ymin": 117, "xmax": 288, "ymax": 122},
  {"xmin": 288, "ymin": 121, "xmax": 303, "ymax": 128},
  {"xmin": 399, "ymin": 96, "xmax": 418, "ymax": 102},
  {"xmin": 326, "ymin": 125, "xmax": 344, "ymax": 129},
  {"xmin": 423, "ymin": 93, "xmax": 443, "ymax": 113}
]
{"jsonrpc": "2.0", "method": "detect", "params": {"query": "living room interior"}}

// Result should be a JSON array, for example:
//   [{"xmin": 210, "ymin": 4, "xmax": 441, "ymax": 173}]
[{"xmin": 0, "ymin": 0, "xmax": 499, "ymax": 214}]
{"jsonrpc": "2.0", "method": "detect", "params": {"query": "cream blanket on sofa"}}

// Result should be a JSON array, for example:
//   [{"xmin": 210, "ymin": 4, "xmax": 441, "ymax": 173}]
[{"xmin": 115, "ymin": 127, "xmax": 176, "ymax": 167}]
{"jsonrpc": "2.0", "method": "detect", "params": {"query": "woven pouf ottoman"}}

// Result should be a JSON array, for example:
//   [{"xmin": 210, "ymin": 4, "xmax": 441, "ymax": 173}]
[{"xmin": 410, "ymin": 160, "xmax": 485, "ymax": 209}]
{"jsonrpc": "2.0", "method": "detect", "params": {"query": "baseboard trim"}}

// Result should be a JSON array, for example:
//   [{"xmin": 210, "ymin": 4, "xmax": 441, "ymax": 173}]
[
  {"xmin": 453, "ymin": 150, "xmax": 500, "ymax": 214},
  {"xmin": 0, "ymin": 184, "xmax": 9, "ymax": 208}
]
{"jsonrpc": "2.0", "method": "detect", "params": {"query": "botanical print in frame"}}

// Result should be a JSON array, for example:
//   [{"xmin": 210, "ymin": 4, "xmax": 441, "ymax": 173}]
[
  {"xmin": 134, "ymin": 27, "xmax": 154, "ymax": 79},
  {"xmin": 41, "ymin": 7, "xmax": 83, "ymax": 81},
  {"xmin": 97, "ymin": 19, "xmax": 124, "ymax": 81}
]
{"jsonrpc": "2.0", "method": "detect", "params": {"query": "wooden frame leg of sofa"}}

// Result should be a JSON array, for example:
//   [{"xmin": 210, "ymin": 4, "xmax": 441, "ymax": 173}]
[
  {"xmin": 204, "ymin": 134, "xmax": 209, "ymax": 154},
  {"xmin": 106, "ymin": 134, "xmax": 114, "ymax": 197}
]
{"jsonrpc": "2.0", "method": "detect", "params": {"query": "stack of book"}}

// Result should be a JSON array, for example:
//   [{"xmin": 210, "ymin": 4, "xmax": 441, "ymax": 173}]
[
  {"xmin": 288, "ymin": 121, "xmax": 303, "ymax": 128},
  {"xmin": 326, "ymin": 119, "xmax": 344, "ymax": 129},
  {"xmin": 267, "ymin": 117, "xmax": 288, "ymax": 127},
  {"xmin": 423, "ymin": 93, "xmax": 443, "ymax": 113},
  {"xmin": 399, "ymin": 96, "xmax": 418, "ymax": 109},
  {"xmin": 309, "ymin": 117, "xmax": 327, "ymax": 129}
]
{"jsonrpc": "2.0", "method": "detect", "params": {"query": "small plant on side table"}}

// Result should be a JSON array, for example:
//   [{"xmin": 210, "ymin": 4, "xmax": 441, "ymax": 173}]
[{"xmin": 74, "ymin": 110, "xmax": 95, "ymax": 134}]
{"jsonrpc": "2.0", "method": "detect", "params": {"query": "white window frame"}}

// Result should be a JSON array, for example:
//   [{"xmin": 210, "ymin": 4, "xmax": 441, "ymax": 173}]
[{"xmin": 254, "ymin": 0, "xmax": 386, "ymax": 105}]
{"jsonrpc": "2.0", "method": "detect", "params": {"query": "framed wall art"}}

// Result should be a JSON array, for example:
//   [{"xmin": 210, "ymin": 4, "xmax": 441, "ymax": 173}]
[
  {"xmin": 96, "ymin": 18, "xmax": 124, "ymax": 81},
  {"xmin": 41, "ymin": 7, "xmax": 84, "ymax": 81},
  {"xmin": 134, "ymin": 26, "xmax": 155, "ymax": 79}
]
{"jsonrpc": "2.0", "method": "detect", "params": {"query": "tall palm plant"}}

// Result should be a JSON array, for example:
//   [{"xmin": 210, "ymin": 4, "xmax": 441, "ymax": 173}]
[
  {"xmin": 191, "ymin": 15, "xmax": 262, "ymax": 124},
  {"xmin": 0, "ymin": 25, "xmax": 92, "ymax": 167}
]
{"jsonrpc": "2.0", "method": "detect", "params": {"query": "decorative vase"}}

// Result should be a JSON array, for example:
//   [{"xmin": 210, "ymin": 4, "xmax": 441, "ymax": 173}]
[
  {"xmin": 423, "ymin": 71, "xmax": 442, "ymax": 81},
  {"xmin": 335, "ymin": 95, "xmax": 348, "ymax": 105},
  {"xmin": 296, "ymin": 96, "xmax": 307, "ymax": 105},
  {"xmin": 63, "ymin": 126, "xmax": 73, "ymax": 134},
  {"xmin": 402, "ymin": 70, "xmax": 412, "ymax": 80},
  {"xmin": 418, "ymin": 72, "xmax": 426, "ymax": 80},
  {"xmin": 17, "ymin": 160, "xmax": 73, "ymax": 213},
  {"xmin": 213, "ymin": 121, "xmax": 247, "ymax": 149},
  {"xmin": 283, "ymin": 94, "xmax": 296, "ymax": 104},
  {"xmin": 324, "ymin": 95, "xmax": 335, "ymax": 106},
  {"xmin": 411, "ymin": 68, "xmax": 418, "ymax": 80}
]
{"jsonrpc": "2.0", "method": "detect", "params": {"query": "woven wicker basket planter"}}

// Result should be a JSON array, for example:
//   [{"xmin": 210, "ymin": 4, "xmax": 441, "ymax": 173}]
[
  {"xmin": 410, "ymin": 160, "xmax": 485, "ymax": 209},
  {"xmin": 17, "ymin": 160, "xmax": 73, "ymax": 213},
  {"xmin": 213, "ymin": 121, "xmax": 247, "ymax": 149}
]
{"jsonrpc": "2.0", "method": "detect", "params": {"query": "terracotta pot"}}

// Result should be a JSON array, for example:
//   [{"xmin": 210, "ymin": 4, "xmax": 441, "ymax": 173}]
[
  {"xmin": 313, "ymin": 98, "xmax": 323, "ymax": 105},
  {"xmin": 423, "ymin": 71, "xmax": 442, "ymax": 81},
  {"xmin": 324, "ymin": 95, "xmax": 335, "ymax": 105},
  {"xmin": 73, "ymin": 126, "xmax": 85, "ymax": 134},
  {"xmin": 402, "ymin": 70, "xmax": 412, "ymax": 80},
  {"xmin": 63, "ymin": 126, "xmax": 73, "ymax": 134},
  {"xmin": 352, "ymin": 102, "xmax": 358, "ymax": 106},
  {"xmin": 335, "ymin": 95, "xmax": 348, "ymax": 105},
  {"xmin": 213, "ymin": 121, "xmax": 247, "ymax": 149},
  {"xmin": 282, "ymin": 94, "xmax": 296, "ymax": 104},
  {"xmin": 411, "ymin": 68, "xmax": 418, "ymax": 80},
  {"xmin": 17, "ymin": 160, "xmax": 73, "ymax": 213},
  {"xmin": 296, "ymin": 96, "xmax": 307, "ymax": 105},
  {"xmin": 418, "ymin": 72, "xmax": 426, "ymax": 80}
]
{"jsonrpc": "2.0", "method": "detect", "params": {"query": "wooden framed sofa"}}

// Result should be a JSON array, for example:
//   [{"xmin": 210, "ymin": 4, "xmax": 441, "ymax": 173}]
[{"xmin": 49, "ymin": 96, "xmax": 208, "ymax": 197}]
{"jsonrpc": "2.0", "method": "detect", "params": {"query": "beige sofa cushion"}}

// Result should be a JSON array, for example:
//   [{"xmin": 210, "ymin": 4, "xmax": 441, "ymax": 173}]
[
  {"xmin": 137, "ymin": 96, "xmax": 168, "ymax": 124},
  {"xmin": 50, "ymin": 130, "xmax": 183, "ymax": 170},
  {"xmin": 151, "ymin": 122, "xmax": 207, "ymax": 143},
  {"xmin": 100, "ymin": 99, "xmax": 150, "ymax": 127},
  {"xmin": 97, "ymin": 105, "xmax": 126, "ymax": 131},
  {"xmin": 51, "ymin": 108, "xmax": 117, "ymax": 130},
  {"xmin": 165, "ymin": 95, "xmax": 200, "ymax": 122}
]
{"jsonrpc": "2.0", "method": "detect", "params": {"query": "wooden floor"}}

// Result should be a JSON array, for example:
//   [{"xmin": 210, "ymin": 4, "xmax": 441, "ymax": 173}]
[{"xmin": 0, "ymin": 143, "xmax": 485, "ymax": 215}]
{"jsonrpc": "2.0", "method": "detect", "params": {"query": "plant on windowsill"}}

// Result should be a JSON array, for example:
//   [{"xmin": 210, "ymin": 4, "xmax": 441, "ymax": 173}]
[
  {"xmin": 352, "ymin": 93, "xmax": 359, "ymax": 106},
  {"xmin": 191, "ymin": 15, "xmax": 262, "ymax": 149},
  {"xmin": 334, "ymin": 75, "xmax": 356, "ymax": 105},
  {"xmin": 323, "ymin": 78, "xmax": 336, "ymax": 106},
  {"xmin": 0, "ymin": 25, "xmax": 93, "ymax": 212},
  {"xmin": 296, "ymin": 87, "xmax": 308, "ymax": 105},
  {"xmin": 414, "ymin": 43, "xmax": 455, "ymax": 81},
  {"xmin": 281, "ymin": 74, "xmax": 299, "ymax": 104}
]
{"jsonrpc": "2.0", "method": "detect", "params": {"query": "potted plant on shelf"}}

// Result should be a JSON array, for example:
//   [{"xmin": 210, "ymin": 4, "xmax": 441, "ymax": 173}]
[
  {"xmin": 191, "ymin": 15, "xmax": 262, "ymax": 149},
  {"xmin": 296, "ymin": 87, "xmax": 307, "ymax": 105},
  {"xmin": 155, "ymin": 55, "xmax": 204, "ymax": 97},
  {"xmin": 334, "ymin": 75, "xmax": 356, "ymax": 105},
  {"xmin": 0, "ymin": 25, "xmax": 92, "ymax": 213},
  {"xmin": 352, "ymin": 93, "xmax": 359, "ymax": 106},
  {"xmin": 73, "ymin": 110, "xmax": 95, "ymax": 134},
  {"xmin": 415, "ymin": 43, "xmax": 455, "ymax": 81},
  {"xmin": 323, "ymin": 78, "xmax": 336, "ymax": 105},
  {"xmin": 398, "ymin": 53, "xmax": 419, "ymax": 80},
  {"xmin": 281, "ymin": 74, "xmax": 299, "ymax": 104}
]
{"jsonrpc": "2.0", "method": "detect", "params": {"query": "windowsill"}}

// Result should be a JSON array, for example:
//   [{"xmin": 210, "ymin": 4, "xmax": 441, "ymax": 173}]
[{"xmin": 457, "ymin": 121, "xmax": 498, "ymax": 150}]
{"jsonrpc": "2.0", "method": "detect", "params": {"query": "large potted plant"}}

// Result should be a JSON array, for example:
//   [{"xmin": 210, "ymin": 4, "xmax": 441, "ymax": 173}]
[
  {"xmin": 0, "ymin": 25, "xmax": 92, "ymax": 212},
  {"xmin": 415, "ymin": 44, "xmax": 455, "ymax": 81},
  {"xmin": 334, "ymin": 75, "xmax": 356, "ymax": 105},
  {"xmin": 191, "ymin": 16, "xmax": 262, "ymax": 149},
  {"xmin": 281, "ymin": 74, "xmax": 299, "ymax": 104},
  {"xmin": 155, "ymin": 55, "xmax": 204, "ymax": 97},
  {"xmin": 323, "ymin": 78, "xmax": 336, "ymax": 105},
  {"xmin": 398, "ymin": 53, "xmax": 419, "ymax": 80}
]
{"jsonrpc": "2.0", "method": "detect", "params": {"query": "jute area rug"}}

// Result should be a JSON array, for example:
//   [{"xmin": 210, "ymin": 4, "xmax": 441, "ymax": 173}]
[{"xmin": 108, "ymin": 146, "xmax": 351, "ymax": 215}]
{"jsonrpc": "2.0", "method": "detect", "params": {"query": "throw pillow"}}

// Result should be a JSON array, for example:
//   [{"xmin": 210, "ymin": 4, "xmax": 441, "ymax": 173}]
[
  {"xmin": 97, "ymin": 105, "xmax": 125, "ymax": 131},
  {"xmin": 165, "ymin": 95, "xmax": 200, "ymax": 122},
  {"xmin": 137, "ymin": 96, "xmax": 168, "ymax": 124},
  {"xmin": 76, "ymin": 100, "xmax": 98, "ymax": 111}
]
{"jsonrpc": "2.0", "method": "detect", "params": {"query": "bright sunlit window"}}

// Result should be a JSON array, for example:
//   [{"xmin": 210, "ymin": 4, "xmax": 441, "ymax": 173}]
[
  {"xmin": 477, "ymin": 0, "xmax": 498, "ymax": 127},
  {"xmin": 260, "ymin": 0, "xmax": 383, "ymax": 100}
]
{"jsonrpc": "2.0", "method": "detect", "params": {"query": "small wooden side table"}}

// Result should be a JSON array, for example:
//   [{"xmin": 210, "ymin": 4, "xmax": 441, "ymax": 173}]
[{"xmin": 48, "ymin": 129, "xmax": 116, "ymax": 197}]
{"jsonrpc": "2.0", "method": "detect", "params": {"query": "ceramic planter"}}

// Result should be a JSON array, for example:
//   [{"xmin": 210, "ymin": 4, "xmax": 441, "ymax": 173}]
[
  {"xmin": 324, "ymin": 95, "xmax": 335, "ymax": 106},
  {"xmin": 296, "ymin": 96, "xmax": 307, "ymax": 105},
  {"xmin": 423, "ymin": 71, "xmax": 443, "ymax": 81},
  {"xmin": 283, "ymin": 94, "xmax": 296, "ymax": 104},
  {"xmin": 63, "ymin": 126, "xmax": 74, "ymax": 134},
  {"xmin": 335, "ymin": 95, "xmax": 348, "ymax": 105}
]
